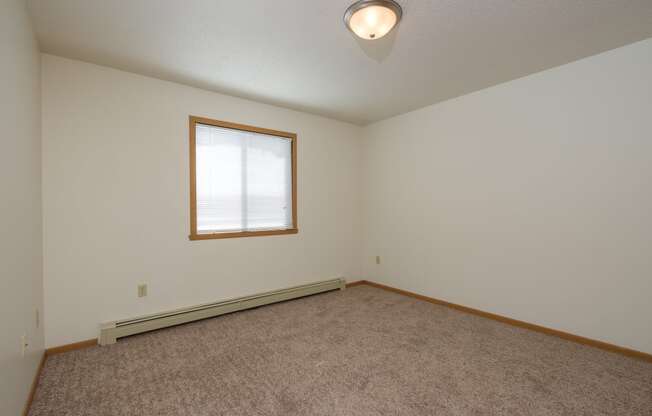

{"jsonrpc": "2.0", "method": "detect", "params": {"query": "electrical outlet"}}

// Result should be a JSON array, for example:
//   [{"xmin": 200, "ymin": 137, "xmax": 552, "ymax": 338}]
[
  {"xmin": 21, "ymin": 334, "xmax": 28, "ymax": 357},
  {"xmin": 138, "ymin": 284, "xmax": 148, "ymax": 298},
  {"xmin": 375, "ymin": 255, "xmax": 381, "ymax": 265}
]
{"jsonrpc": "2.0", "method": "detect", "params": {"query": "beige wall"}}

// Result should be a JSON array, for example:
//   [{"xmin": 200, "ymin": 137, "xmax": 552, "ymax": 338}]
[
  {"xmin": 41, "ymin": 54, "xmax": 363, "ymax": 347},
  {"xmin": 362, "ymin": 38, "xmax": 652, "ymax": 354},
  {"xmin": 0, "ymin": 0, "xmax": 44, "ymax": 414},
  {"xmin": 41, "ymin": 36, "xmax": 652, "ymax": 354}
]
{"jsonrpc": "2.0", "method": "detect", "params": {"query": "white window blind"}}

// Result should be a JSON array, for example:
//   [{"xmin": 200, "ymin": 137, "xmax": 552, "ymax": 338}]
[{"xmin": 195, "ymin": 123, "xmax": 293, "ymax": 233}]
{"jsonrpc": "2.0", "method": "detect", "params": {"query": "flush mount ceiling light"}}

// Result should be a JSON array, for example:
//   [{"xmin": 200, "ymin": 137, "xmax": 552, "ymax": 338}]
[{"xmin": 344, "ymin": 0, "xmax": 403, "ymax": 40}]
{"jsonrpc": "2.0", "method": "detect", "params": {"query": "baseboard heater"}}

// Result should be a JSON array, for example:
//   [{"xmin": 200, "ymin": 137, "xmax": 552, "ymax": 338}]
[{"xmin": 99, "ymin": 278, "xmax": 345, "ymax": 346}]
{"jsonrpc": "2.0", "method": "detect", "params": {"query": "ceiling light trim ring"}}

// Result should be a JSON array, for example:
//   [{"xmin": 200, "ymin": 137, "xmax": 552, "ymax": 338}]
[{"xmin": 344, "ymin": 0, "xmax": 403, "ymax": 40}]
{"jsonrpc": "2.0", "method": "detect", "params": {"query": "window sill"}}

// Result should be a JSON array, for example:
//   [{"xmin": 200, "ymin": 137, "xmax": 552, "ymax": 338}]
[{"xmin": 189, "ymin": 228, "xmax": 298, "ymax": 241}]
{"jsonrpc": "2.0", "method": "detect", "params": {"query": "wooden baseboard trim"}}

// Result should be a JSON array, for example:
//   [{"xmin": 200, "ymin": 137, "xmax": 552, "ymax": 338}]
[
  {"xmin": 24, "ymin": 339, "xmax": 98, "ymax": 414},
  {"xmin": 45, "ymin": 339, "xmax": 98, "ymax": 356},
  {"xmin": 354, "ymin": 280, "xmax": 652, "ymax": 363},
  {"xmin": 20, "ymin": 280, "xmax": 649, "ymax": 416},
  {"xmin": 42, "ymin": 282, "xmax": 360, "ymax": 356},
  {"xmin": 22, "ymin": 352, "xmax": 46, "ymax": 416}
]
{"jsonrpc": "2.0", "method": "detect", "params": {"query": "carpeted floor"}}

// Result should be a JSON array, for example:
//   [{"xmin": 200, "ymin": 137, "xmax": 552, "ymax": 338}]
[{"xmin": 30, "ymin": 285, "xmax": 652, "ymax": 415}]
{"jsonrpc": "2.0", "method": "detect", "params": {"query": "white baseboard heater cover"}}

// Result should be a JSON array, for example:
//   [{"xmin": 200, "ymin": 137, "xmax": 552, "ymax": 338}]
[{"xmin": 99, "ymin": 278, "xmax": 345, "ymax": 346}]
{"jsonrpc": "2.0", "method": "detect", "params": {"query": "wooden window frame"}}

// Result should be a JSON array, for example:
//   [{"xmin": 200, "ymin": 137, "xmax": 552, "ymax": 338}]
[{"xmin": 188, "ymin": 116, "xmax": 298, "ymax": 240}]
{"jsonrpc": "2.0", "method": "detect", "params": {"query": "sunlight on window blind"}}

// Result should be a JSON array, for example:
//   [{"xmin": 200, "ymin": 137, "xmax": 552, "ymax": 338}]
[{"xmin": 196, "ymin": 123, "xmax": 292, "ymax": 233}]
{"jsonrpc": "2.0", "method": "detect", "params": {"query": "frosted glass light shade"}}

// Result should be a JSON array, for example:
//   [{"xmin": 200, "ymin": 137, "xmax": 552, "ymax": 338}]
[{"xmin": 344, "ymin": 0, "xmax": 402, "ymax": 40}]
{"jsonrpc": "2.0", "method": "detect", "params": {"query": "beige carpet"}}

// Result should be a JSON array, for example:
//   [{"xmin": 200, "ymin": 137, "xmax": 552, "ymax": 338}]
[{"xmin": 30, "ymin": 285, "xmax": 652, "ymax": 415}]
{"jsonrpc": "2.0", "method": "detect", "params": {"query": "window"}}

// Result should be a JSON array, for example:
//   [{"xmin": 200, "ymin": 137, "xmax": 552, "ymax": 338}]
[{"xmin": 189, "ymin": 116, "xmax": 297, "ymax": 240}]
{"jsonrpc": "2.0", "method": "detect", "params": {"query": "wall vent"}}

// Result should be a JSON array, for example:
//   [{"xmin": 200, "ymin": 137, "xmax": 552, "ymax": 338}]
[{"xmin": 99, "ymin": 278, "xmax": 345, "ymax": 345}]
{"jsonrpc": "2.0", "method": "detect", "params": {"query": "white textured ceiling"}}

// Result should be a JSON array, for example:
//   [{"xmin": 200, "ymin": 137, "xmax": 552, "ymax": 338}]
[{"xmin": 28, "ymin": 0, "xmax": 652, "ymax": 125}]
